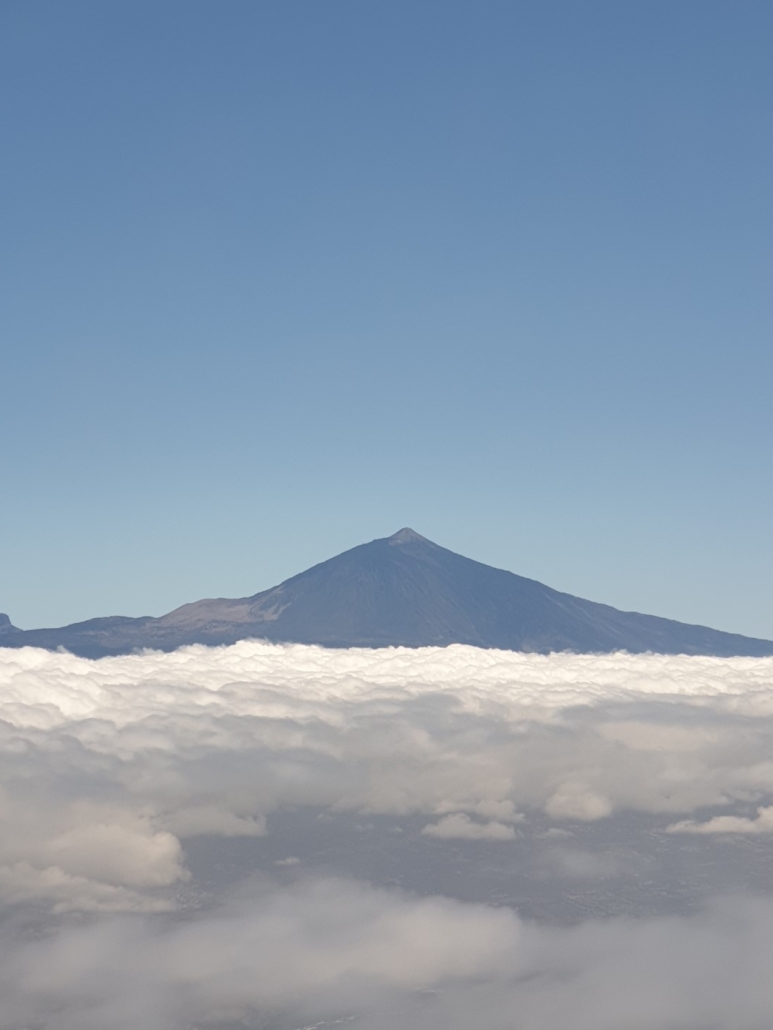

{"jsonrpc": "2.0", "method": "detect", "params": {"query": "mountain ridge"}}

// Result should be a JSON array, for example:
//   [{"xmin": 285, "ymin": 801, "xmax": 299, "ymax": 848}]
[{"xmin": 2, "ymin": 528, "xmax": 772, "ymax": 659}]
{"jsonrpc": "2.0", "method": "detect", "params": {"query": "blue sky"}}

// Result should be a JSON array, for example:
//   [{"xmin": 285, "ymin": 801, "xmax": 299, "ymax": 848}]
[{"xmin": 2, "ymin": 0, "xmax": 772, "ymax": 637}]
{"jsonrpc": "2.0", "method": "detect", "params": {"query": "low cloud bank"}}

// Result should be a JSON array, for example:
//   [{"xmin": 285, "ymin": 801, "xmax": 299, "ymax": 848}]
[
  {"xmin": 0, "ymin": 642, "xmax": 772, "ymax": 910},
  {"xmin": 2, "ymin": 642, "xmax": 773, "ymax": 1028},
  {"xmin": 3, "ymin": 878, "xmax": 773, "ymax": 1030}
]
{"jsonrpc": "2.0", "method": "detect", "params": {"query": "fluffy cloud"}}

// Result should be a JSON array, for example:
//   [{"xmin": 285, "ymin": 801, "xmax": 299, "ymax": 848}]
[
  {"xmin": 0, "ymin": 878, "xmax": 518, "ymax": 1029},
  {"xmin": 668, "ymin": 805, "xmax": 773, "ymax": 834},
  {"xmin": 0, "ymin": 641, "xmax": 771, "ymax": 912},
  {"xmin": 2, "ymin": 878, "xmax": 773, "ymax": 1030},
  {"xmin": 422, "ymin": 812, "xmax": 517, "ymax": 840},
  {"xmin": 1, "ymin": 641, "xmax": 773, "ymax": 1027}
]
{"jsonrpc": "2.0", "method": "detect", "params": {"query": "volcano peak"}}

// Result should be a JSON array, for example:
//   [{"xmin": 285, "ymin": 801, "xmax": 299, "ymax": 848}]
[
  {"xmin": 2, "ymin": 532, "xmax": 773, "ymax": 659},
  {"xmin": 387, "ymin": 527, "xmax": 430, "ymax": 545}
]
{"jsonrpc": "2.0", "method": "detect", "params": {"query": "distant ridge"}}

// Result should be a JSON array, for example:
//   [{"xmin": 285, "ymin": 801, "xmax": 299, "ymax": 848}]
[{"xmin": 2, "ymin": 529, "xmax": 772, "ymax": 659}]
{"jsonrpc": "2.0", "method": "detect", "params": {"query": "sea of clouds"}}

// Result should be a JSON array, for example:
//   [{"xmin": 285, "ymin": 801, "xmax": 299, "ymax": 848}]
[{"xmin": 2, "ymin": 641, "xmax": 773, "ymax": 1028}]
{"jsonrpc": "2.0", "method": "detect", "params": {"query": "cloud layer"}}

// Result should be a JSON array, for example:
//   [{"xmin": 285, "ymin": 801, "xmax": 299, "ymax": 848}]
[
  {"xmin": 2, "ymin": 641, "xmax": 773, "ymax": 1027},
  {"xmin": 1, "ymin": 641, "xmax": 772, "ymax": 910},
  {"xmin": 4, "ymin": 878, "xmax": 773, "ymax": 1030}
]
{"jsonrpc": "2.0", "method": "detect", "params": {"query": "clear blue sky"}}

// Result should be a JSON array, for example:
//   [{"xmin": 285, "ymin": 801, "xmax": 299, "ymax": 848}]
[{"xmin": 2, "ymin": 1, "xmax": 772, "ymax": 637}]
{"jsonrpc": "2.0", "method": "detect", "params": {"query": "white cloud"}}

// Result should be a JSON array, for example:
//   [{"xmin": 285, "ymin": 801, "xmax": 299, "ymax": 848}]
[
  {"xmin": 421, "ymin": 812, "xmax": 517, "ymax": 840},
  {"xmin": 2, "ymin": 879, "xmax": 773, "ymax": 1029},
  {"xmin": 0, "ymin": 878, "xmax": 518, "ymax": 1029},
  {"xmin": 0, "ymin": 642, "xmax": 773, "ymax": 910},
  {"xmin": 0, "ymin": 862, "xmax": 174, "ymax": 913},
  {"xmin": 2, "ymin": 643, "xmax": 773, "ymax": 1025},
  {"xmin": 38, "ymin": 807, "xmax": 186, "ymax": 888},
  {"xmin": 668, "ymin": 805, "xmax": 773, "ymax": 834}
]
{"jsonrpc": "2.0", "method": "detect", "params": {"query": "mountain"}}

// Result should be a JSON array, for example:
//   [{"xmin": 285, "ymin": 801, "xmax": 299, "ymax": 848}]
[
  {"xmin": 0, "ymin": 614, "xmax": 16, "ymax": 635},
  {"xmin": 2, "ymin": 528, "xmax": 772, "ymax": 659}
]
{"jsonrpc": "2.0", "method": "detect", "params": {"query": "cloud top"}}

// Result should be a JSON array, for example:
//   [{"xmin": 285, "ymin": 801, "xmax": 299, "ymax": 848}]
[
  {"xmin": 1, "ymin": 642, "xmax": 773, "ymax": 1027},
  {"xmin": 0, "ymin": 641, "xmax": 772, "ymax": 912}
]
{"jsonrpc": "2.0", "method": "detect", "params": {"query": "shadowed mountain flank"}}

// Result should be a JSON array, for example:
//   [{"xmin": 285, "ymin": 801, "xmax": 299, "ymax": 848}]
[{"xmin": 2, "ymin": 529, "xmax": 772, "ymax": 658}]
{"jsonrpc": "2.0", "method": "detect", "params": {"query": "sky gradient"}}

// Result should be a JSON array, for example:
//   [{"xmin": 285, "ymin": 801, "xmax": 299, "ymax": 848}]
[{"xmin": 2, "ymin": 1, "xmax": 772, "ymax": 637}]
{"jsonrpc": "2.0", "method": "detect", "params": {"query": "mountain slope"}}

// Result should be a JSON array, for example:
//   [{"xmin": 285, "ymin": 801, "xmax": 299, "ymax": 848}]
[{"xmin": 2, "ymin": 528, "xmax": 772, "ymax": 658}]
